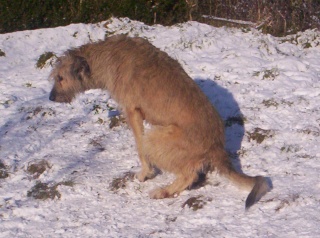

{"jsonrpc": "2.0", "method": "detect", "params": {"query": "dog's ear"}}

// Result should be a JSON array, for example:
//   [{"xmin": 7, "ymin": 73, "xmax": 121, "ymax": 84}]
[{"xmin": 71, "ymin": 56, "xmax": 91, "ymax": 81}]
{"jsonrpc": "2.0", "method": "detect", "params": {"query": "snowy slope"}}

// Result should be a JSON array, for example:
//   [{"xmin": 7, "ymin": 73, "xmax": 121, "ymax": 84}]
[{"xmin": 0, "ymin": 18, "xmax": 320, "ymax": 237}]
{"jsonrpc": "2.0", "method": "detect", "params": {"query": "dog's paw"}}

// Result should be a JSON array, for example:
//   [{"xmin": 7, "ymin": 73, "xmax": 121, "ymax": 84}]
[
  {"xmin": 149, "ymin": 188, "xmax": 171, "ymax": 199},
  {"xmin": 135, "ymin": 171, "xmax": 147, "ymax": 182},
  {"xmin": 135, "ymin": 170, "xmax": 155, "ymax": 182}
]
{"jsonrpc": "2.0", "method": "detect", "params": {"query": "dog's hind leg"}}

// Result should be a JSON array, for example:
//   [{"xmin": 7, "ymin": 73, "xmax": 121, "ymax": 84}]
[
  {"xmin": 126, "ymin": 107, "xmax": 155, "ymax": 182},
  {"xmin": 149, "ymin": 171, "xmax": 199, "ymax": 199},
  {"xmin": 143, "ymin": 125, "xmax": 203, "ymax": 199}
]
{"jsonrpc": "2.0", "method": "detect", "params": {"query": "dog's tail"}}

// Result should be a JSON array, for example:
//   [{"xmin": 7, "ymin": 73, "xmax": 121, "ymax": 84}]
[{"xmin": 212, "ymin": 150, "xmax": 271, "ymax": 210}]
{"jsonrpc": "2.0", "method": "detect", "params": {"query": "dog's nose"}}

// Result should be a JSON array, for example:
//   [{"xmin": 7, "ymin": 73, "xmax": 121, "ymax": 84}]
[{"xmin": 49, "ymin": 93, "xmax": 55, "ymax": 101}]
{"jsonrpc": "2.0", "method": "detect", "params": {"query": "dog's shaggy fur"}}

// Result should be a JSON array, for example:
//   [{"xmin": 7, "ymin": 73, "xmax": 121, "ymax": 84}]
[{"xmin": 49, "ymin": 34, "xmax": 271, "ymax": 209}]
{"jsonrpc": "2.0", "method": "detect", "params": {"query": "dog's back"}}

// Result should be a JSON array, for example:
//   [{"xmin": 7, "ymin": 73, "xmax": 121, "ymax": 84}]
[{"xmin": 81, "ymin": 35, "xmax": 224, "ymax": 146}]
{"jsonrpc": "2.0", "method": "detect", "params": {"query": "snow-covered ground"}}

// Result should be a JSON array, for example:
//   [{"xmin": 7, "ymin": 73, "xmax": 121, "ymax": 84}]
[{"xmin": 1, "ymin": 18, "xmax": 320, "ymax": 237}]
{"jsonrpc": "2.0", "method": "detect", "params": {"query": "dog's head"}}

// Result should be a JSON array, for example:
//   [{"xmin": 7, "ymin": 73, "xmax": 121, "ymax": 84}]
[{"xmin": 49, "ymin": 53, "xmax": 91, "ymax": 103}]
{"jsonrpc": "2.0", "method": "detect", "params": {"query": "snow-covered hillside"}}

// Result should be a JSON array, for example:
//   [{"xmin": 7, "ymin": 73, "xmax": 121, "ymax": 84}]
[{"xmin": 0, "ymin": 18, "xmax": 320, "ymax": 237}]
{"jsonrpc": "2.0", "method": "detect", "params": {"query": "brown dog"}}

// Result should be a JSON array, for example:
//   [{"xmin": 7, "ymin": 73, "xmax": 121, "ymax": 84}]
[{"xmin": 49, "ymin": 34, "xmax": 270, "ymax": 209}]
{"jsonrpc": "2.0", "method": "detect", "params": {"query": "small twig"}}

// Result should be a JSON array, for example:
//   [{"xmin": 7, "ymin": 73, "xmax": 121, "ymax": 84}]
[{"xmin": 255, "ymin": 16, "xmax": 272, "ymax": 29}]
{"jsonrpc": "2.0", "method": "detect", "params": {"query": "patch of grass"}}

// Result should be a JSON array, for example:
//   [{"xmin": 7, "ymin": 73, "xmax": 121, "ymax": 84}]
[
  {"xmin": 92, "ymin": 104, "xmax": 102, "ymax": 114},
  {"xmin": 0, "ymin": 49, "xmax": 5, "ymax": 57},
  {"xmin": 280, "ymin": 144, "xmax": 301, "ymax": 153},
  {"xmin": 237, "ymin": 148, "xmax": 247, "ymax": 157},
  {"xmin": 262, "ymin": 99, "xmax": 279, "ymax": 108},
  {"xmin": 27, "ymin": 180, "xmax": 75, "ymax": 200},
  {"xmin": 41, "ymin": 108, "xmax": 56, "ymax": 117},
  {"xmin": 25, "ymin": 106, "xmax": 42, "ymax": 120},
  {"xmin": 281, "ymin": 31, "xmax": 320, "ymax": 48},
  {"xmin": 182, "ymin": 196, "xmax": 212, "ymax": 211},
  {"xmin": 262, "ymin": 98, "xmax": 294, "ymax": 108},
  {"xmin": 109, "ymin": 172, "xmax": 135, "ymax": 192},
  {"xmin": 106, "ymin": 103, "xmax": 116, "ymax": 111},
  {"xmin": 91, "ymin": 102, "xmax": 119, "ymax": 116},
  {"xmin": 165, "ymin": 215, "xmax": 177, "ymax": 223},
  {"xmin": 25, "ymin": 82, "xmax": 33, "ymax": 88},
  {"xmin": 263, "ymin": 69, "xmax": 279, "ymax": 80},
  {"xmin": 96, "ymin": 118, "xmax": 104, "ymax": 125},
  {"xmin": 254, "ymin": 68, "xmax": 279, "ymax": 81},
  {"xmin": 27, "ymin": 182, "xmax": 61, "ymax": 200},
  {"xmin": 25, "ymin": 106, "xmax": 55, "ymax": 120},
  {"xmin": 27, "ymin": 159, "xmax": 51, "ymax": 179},
  {"xmin": 281, "ymin": 99, "xmax": 294, "ymax": 107},
  {"xmin": 247, "ymin": 128, "xmax": 274, "ymax": 144},
  {"xmin": 297, "ymin": 128, "xmax": 320, "ymax": 137},
  {"xmin": 58, "ymin": 180, "xmax": 75, "ymax": 187},
  {"xmin": 109, "ymin": 115, "xmax": 126, "ymax": 129},
  {"xmin": 0, "ymin": 160, "xmax": 9, "ymax": 179},
  {"xmin": 303, "ymin": 42, "xmax": 312, "ymax": 49},
  {"xmin": 36, "ymin": 52, "xmax": 56, "ymax": 69}
]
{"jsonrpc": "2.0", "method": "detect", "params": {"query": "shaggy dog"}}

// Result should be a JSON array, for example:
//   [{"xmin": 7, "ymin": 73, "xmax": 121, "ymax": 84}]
[{"xmin": 49, "ymin": 34, "xmax": 271, "ymax": 209}]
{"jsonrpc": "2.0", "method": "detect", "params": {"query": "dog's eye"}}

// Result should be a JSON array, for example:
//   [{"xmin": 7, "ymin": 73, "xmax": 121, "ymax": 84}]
[{"xmin": 57, "ymin": 76, "xmax": 63, "ymax": 82}]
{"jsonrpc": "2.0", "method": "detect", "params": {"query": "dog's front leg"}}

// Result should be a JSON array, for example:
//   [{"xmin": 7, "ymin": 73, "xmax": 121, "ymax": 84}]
[{"xmin": 126, "ymin": 107, "xmax": 155, "ymax": 182}]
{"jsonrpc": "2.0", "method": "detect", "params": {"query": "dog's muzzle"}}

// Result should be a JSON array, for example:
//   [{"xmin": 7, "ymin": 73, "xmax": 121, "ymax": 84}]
[{"xmin": 49, "ymin": 91, "xmax": 56, "ymax": 101}]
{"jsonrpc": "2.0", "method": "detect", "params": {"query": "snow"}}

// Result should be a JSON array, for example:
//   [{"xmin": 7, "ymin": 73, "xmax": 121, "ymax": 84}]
[{"xmin": 1, "ymin": 17, "xmax": 320, "ymax": 237}]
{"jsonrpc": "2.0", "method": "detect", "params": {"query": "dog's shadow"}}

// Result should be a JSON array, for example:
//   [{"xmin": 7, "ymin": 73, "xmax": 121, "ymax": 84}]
[{"xmin": 195, "ymin": 79, "xmax": 245, "ymax": 172}]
